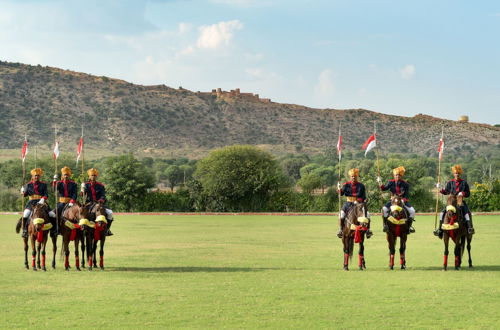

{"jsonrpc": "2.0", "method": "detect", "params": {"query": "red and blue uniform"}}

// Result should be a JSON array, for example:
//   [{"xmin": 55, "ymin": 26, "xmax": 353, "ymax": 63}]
[
  {"xmin": 340, "ymin": 181, "xmax": 366, "ymax": 213},
  {"xmin": 53, "ymin": 179, "xmax": 78, "ymax": 215},
  {"xmin": 83, "ymin": 181, "xmax": 107, "ymax": 204},
  {"xmin": 440, "ymin": 178, "xmax": 471, "ymax": 215},
  {"xmin": 380, "ymin": 179, "xmax": 412, "ymax": 208},
  {"xmin": 23, "ymin": 180, "xmax": 49, "ymax": 210}
]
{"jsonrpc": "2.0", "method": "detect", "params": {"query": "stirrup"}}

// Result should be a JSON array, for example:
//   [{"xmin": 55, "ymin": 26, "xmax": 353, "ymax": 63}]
[
  {"xmin": 383, "ymin": 225, "xmax": 389, "ymax": 233},
  {"xmin": 106, "ymin": 230, "xmax": 114, "ymax": 236},
  {"xmin": 366, "ymin": 230, "xmax": 373, "ymax": 239},
  {"xmin": 468, "ymin": 228, "xmax": 475, "ymax": 235},
  {"xmin": 337, "ymin": 230, "xmax": 343, "ymax": 238},
  {"xmin": 409, "ymin": 226, "xmax": 415, "ymax": 233}
]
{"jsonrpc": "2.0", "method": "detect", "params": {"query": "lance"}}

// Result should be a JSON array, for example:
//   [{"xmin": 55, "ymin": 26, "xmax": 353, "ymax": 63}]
[
  {"xmin": 53, "ymin": 126, "xmax": 59, "ymax": 234},
  {"xmin": 434, "ymin": 127, "xmax": 444, "ymax": 231},
  {"xmin": 337, "ymin": 123, "xmax": 342, "ymax": 223},
  {"xmin": 20, "ymin": 135, "xmax": 28, "ymax": 232}
]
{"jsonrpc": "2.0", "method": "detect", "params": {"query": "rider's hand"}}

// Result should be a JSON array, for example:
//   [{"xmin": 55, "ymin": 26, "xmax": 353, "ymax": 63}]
[
  {"xmin": 20, "ymin": 186, "xmax": 25, "ymax": 194},
  {"xmin": 376, "ymin": 176, "xmax": 382, "ymax": 184},
  {"xmin": 80, "ymin": 182, "xmax": 85, "ymax": 192},
  {"xmin": 337, "ymin": 182, "xmax": 341, "ymax": 190},
  {"xmin": 435, "ymin": 183, "xmax": 441, "ymax": 189},
  {"xmin": 37, "ymin": 198, "xmax": 45, "ymax": 205},
  {"xmin": 68, "ymin": 202, "xmax": 74, "ymax": 207},
  {"xmin": 458, "ymin": 192, "xmax": 463, "ymax": 197},
  {"xmin": 53, "ymin": 174, "xmax": 58, "ymax": 180}
]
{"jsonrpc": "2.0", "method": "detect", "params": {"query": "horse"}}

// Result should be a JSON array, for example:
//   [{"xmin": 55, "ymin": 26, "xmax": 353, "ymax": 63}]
[
  {"xmin": 441, "ymin": 194, "xmax": 473, "ymax": 270},
  {"xmin": 92, "ymin": 202, "xmax": 108, "ymax": 270},
  {"xmin": 385, "ymin": 195, "xmax": 410, "ymax": 270},
  {"xmin": 59, "ymin": 203, "xmax": 85, "ymax": 270},
  {"xmin": 341, "ymin": 201, "xmax": 370, "ymax": 271},
  {"xmin": 23, "ymin": 203, "xmax": 54, "ymax": 271}
]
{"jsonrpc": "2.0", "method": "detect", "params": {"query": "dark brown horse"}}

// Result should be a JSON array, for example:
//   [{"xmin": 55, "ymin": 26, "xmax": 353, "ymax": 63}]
[
  {"xmin": 385, "ymin": 195, "xmax": 409, "ymax": 270},
  {"xmin": 23, "ymin": 204, "xmax": 54, "ymax": 271},
  {"xmin": 92, "ymin": 202, "xmax": 108, "ymax": 270},
  {"xmin": 442, "ymin": 194, "xmax": 473, "ymax": 270},
  {"xmin": 341, "ymin": 202, "xmax": 370, "ymax": 271},
  {"xmin": 59, "ymin": 203, "xmax": 85, "ymax": 270}
]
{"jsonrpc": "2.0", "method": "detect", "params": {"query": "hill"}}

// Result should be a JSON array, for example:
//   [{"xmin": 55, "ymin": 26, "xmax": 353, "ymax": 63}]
[{"xmin": 0, "ymin": 60, "xmax": 498, "ymax": 158}]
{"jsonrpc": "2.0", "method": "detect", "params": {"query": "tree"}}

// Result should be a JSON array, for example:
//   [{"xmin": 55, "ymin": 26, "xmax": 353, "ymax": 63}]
[
  {"xmin": 99, "ymin": 154, "xmax": 155, "ymax": 211},
  {"xmin": 193, "ymin": 145, "xmax": 288, "ymax": 211},
  {"xmin": 297, "ymin": 173, "xmax": 322, "ymax": 194},
  {"xmin": 164, "ymin": 165, "xmax": 183, "ymax": 191}
]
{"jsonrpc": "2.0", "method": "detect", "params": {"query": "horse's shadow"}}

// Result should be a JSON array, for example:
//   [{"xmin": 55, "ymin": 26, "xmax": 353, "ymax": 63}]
[
  {"xmin": 416, "ymin": 265, "xmax": 500, "ymax": 272},
  {"xmin": 107, "ymin": 266, "xmax": 281, "ymax": 273}
]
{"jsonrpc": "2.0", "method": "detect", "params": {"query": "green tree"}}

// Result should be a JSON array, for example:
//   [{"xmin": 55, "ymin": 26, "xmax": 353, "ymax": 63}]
[
  {"xmin": 297, "ymin": 173, "xmax": 322, "ymax": 194},
  {"xmin": 164, "ymin": 165, "xmax": 183, "ymax": 191},
  {"xmin": 99, "ymin": 154, "xmax": 155, "ymax": 211},
  {"xmin": 193, "ymin": 145, "xmax": 288, "ymax": 211}
]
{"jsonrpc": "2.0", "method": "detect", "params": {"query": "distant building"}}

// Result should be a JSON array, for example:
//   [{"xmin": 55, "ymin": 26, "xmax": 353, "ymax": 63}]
[{"xmin": 458, "ymin": 115, "xmax": 469, "ymax": 123}]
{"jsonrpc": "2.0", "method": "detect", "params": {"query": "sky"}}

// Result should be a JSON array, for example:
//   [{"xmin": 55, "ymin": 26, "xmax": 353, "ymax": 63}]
[{"xmin": 0, "ymin": 0, "xmax": 499, "ymax": 124}]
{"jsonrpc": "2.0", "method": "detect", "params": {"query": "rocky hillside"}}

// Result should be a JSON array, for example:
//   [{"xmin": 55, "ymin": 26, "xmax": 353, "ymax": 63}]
[{"xmin": 0, "ymin": 60, "xmax": 498, "ymax": 158}]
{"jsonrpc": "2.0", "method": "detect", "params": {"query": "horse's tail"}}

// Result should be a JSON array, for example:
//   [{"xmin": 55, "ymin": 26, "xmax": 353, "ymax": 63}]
[{"xmin": 348, "ymin": 237, "xmax": 354, "ymax": 259}]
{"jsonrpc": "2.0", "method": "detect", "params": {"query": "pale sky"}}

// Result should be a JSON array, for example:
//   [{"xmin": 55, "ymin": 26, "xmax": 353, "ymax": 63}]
[{"xmin": 1, "ymin": 0, "xmax": 499, "ymax": 124}]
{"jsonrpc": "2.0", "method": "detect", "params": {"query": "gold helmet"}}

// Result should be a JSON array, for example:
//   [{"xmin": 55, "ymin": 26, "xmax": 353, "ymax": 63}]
[
  {"xmin": 61, "ymin": 166, "xmax": 72, "ymax": 176},
  {"xmin": 30, "ymin": 168, "xmax": 43, "ymax": 176},
  {"xmin": 451, "ymin": 165, "xmax": 463, "ymax": 175},
  {"xmin": 348, "ymin": 168, "xmax": 359, "ymax": 177},
  {"xmin": 392, "ymin": 166, "xmax": 405, "ymax": 176},
  {"xmin": 87, "ymin": 168, "xmax": 99, "ymax": 177}
]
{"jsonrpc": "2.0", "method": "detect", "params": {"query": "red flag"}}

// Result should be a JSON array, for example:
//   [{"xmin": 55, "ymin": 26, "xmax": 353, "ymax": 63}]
[
  {"xmin": 53, "ymin": 141, "xmax": 60, "ymax": 160},
  {"xmin": 361, "ymin": 134, "xmax": 376, "ymax": 156},
  {"xmin": 337, "ymin": 131, "xmax": 342, "ymax": 160},
  {"xmin": 438, "ymin": 133, "xmax": 444, "ymax": 160},
  {"xmin": 76, "ymin": 137, "xmax": 83, "ymax": 163},
  {"xmin": 21, "ymin": 137, "xmax": 28, "ymax": 163}
]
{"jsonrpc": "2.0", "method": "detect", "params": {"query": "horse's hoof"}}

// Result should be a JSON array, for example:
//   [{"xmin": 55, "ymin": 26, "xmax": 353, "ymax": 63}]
[
  {"xmin": 89, "ymin": 267, "xmax": 93, "ymax": 271},
  {"xmin": 100, "ymin": 266, "xmax": 104, "ymax": 270},
  {"xmin": 25, "ymin": 264, "xmax": 29, "ymax": 270},
  {"xmin": 42, "ymin": 267, "xmax": 46, "ymax": 272},
  {"xmin": 359, "ymin": 267, "xmax": 363, "ymax": 271},
  {"xmin": 455, "ymin": 267, "xmax": 460, "ymax": 271},
  {"xmin": 33, "ymin": 268, "xmax": 37, "ymax": 272},
  {"xmin": 76, "ymin": 267, "xmax": 81, "ymax": 271},
  {"xmin": 389, "ymin": 266, "xmax": 394, "ymax": 270},
  {"xmin": 343, "ymin": 266, "xmax": 349, "ymax": 271},
  {"xmin": 401, "ymin": 265, "xmax": 406, "ymax": 270}
]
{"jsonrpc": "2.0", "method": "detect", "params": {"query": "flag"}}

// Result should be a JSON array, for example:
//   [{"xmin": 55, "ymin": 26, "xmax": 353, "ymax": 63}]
[
  {"xmin": 336, "ymin": 131, "xmax": 342, "ymax": 161},
  {"xmin": 53, "ymin": 141, "xmax": 60, "ymax": 159},
  {"xmin": 438, "ymin": 133, "xmax": 444, "ymax": 160},
  {"xmin": 361, "ymin": 134, "xmax": 376, "ymax": 156},
  {"xmin": 76, "ymin": 137, "xmax": 83, "ymax": 163},
  {"xmin": 21, "ymin": 137, "xmax": 28, "ymax": 163}
]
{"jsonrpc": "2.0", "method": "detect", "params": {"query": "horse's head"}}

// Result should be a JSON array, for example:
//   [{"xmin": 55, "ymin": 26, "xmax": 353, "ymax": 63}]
[
  {"xmin": 390, "ymin": 195, "xmax": 405, "ymax": 219},
  {"xmin": 31, "ymin": 203, "xmax": 50, "ymax": 232},
  {"xmin": 444, "ymin": 194, "xmax": 463, "ymax": 225},
  {"xmin": 78, "ymin": 204, "xmax": 96, "ymax": 236},
  {"xmin": 352, "ymin": 201, "xmax": 369, "ymax": 228}
]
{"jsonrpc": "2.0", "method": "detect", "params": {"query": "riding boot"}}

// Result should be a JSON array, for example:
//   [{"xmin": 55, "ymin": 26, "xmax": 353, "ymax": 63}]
[
  {"xmin": 49, "ymin": 216, "xmax": 58, "ymax": 237},
  {"xmin": 337, "ymin": 217, "xmax": 344, "ymax": 238},
  {"xmin": 22, "ymin": 217, "xmax": 29, "ymax": 238},
  {"xmin": 366, "ymin": 226, "xmax": 373, "ymax": 239},
  {"xmin": 106, "ymin": 219, "xmax": 114, "ymax": 236},
  {"xmin": 434, "ymin": 218, "xmax": 444, "ymax": 239},
  {"xmin": 408, "ymin": 218, "xmax": 415, "ymax": 234},
  {"xmin": 382, "ymin": 217, "xmax": 389, "ymax": 233}
]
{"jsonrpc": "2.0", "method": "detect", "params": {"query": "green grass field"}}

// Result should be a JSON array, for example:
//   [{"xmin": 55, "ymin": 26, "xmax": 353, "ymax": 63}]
[{"xmin": 1, "ymin": 214, "xmax": 499, "ymax": 329}]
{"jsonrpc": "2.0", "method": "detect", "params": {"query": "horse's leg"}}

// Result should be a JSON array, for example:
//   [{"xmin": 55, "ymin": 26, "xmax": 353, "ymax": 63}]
[
  {"xmin": 63, "ymin": 236, "xmax": 70, "ymax": 271},
  {"xmin": 400, "ymin": 235, "xmax": 407, "ymax": 270},
  {"xmin": 388, "ymin": 233, "xmax": 395, "ymax": 270},
  {"xmin": 81, "ymin": 235, "xmax": 86, "ymax": 269},
  {"xmin": 41, "ymin": 238, "xmax": 47, "ymax": 271},
  {"xmin": 467, "ymin": 235, "xmax": 473, "ymax": 268},
  {"xmin": 74, "ymin": 238, "xmax": 81, "ymax": 271},
  {"xmin": 443, "ymin": 235, "xmax": 449, "ymax": 271},
  {"xmin": 36, "ymin": 239, "xmax": 42, "ymax": 269},
  {"xmin": 343, "ymin": 237, "xmax": 349, "ymax": 271},
  {"xmin": 358, "ymin": 239, "xmax": 365, "ymax": 271},
  {"xmin": 99, "ymin": 238, "xmax": 105, "ymax": 270},
  {"xmin": 454, "ymin": 239, "xmax": 461, "ymax": 270},
  {"xmin": 89, "ymin": 239, "xmax": 97, "ymax": 271},
  {"xmin": 51, "ymin": 235, "xmax": 57, "ymax": 269},
  {"xmin": 31, "ymin": 236, "xmax": 37, "ymax": 271},
  {"xmin": 23, "ymin": 237, "xmax": 29, "ymax": 269}
]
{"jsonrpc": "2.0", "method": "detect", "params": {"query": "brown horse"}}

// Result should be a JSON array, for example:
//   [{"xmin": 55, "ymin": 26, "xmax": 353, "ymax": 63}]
[
  {"xmin": 442, "ymin": 194, "xmax": 473, "ymax": 270},
  {"xmin": 92, "ymin": 202, "xmax": 108, "ymax": 270},
  {"xmin": 23, "ymin": 204, "xmax": 53, "ymax": 271},
  {"xmin": 385, "ymin": 195, "xmax": 410, "ymax": 270},
  {"xmin": 59, "ymin": 203, "xmax": 85, "ymax": 271},
  {"xmin": 341, "ymin": 202, "xmax": 370, "ymax": 271}
]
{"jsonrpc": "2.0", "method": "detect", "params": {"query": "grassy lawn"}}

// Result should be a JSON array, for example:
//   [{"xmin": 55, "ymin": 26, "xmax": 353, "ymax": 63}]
[{"xmin": 1, "ymin": 214, "xmax": 499, "ymax": 329}]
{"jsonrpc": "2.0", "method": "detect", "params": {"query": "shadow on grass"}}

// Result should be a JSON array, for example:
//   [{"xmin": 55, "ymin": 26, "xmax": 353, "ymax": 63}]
[
  {"xmin": 415, "ymin": 265, "xmax": 500, "ymax": 272},
  {"xmin": 107, "ymin": 266, "xmax": 281, "ymax": 273}
]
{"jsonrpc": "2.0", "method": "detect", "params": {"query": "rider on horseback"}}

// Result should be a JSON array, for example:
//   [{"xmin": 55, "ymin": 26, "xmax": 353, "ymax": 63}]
[
  {"xmin": 434, "ymin": 164, "xmax": 475, "ymax": 238},
  {"xmin": 52, "ymin": 166, "xmax": 78, "ymax": 232},
  {"xmin": 337, "ymin": 168, "xmax": 373, "ymax": 239},
  {"xmin": 15, "ymin": 168, "xmax": 57, "ymax": 238},
  {"xmin": 378, "ymin": 166, "xmax": 416, "ymax": 234},
  {"xmin": 81, "ymin": 168, "xmax": 114, "ymax": 236}
]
